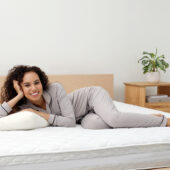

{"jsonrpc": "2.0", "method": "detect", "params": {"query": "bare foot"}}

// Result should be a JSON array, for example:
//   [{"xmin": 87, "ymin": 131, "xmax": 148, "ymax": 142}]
[
  {"xmin": 166, "ymin": 118, "xmax": 170, "ymax": 126},
  {"xmin": 152, "ymin": 114, "xmax": 170, "ymax": 127},
  {"xmin": 152, "ymin": 113, "xmax": 163, "ymax": 117}
]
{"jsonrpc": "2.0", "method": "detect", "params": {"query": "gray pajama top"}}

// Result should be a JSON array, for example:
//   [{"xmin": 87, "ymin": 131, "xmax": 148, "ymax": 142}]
[{"xmin": 0, "ymin": 83, "xmax": 76, "ymax": 127}]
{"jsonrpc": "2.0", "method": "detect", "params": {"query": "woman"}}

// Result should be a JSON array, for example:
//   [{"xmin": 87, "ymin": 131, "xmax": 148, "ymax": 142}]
[{"xmin": 0, "ymin": 65, "xmax": 169, "ymax": 129}]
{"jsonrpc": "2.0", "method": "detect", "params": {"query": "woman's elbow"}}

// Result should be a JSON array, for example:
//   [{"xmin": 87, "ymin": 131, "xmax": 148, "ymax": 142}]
[
  {"xmin": 69, "ymin": 119, "xmax": 76, "ymax": 127},
  {"xmin": 66, "ymin": 118, "xmax": 76, "ymax": 127},
  {"xmin": 0, "ymin": 114, "xmax": 7, "ymax": 118}
]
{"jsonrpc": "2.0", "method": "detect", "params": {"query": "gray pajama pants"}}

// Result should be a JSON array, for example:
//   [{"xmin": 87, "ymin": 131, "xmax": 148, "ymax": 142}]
[{"xmin": 68, "ymin": 86, "xmax": 167, "ymax": 129}]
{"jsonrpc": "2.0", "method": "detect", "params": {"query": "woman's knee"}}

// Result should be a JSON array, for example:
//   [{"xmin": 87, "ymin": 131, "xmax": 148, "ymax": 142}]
[
  {"xmin": 91, "ymin": 86, "xmax": 105, "ymax": 92},
  {"xmin": 81, "ymin": 113, "xmax": 110, "ymax": 129}
]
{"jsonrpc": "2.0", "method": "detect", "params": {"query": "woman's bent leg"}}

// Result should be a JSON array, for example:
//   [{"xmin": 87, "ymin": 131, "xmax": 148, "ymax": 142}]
[
  {"xmin": 81, "ymin": 113, "xmax": 111, "ymax": 129},
  {"xmin": 88, "ymin": 87, "xmax": 167, "ymax": 128}
]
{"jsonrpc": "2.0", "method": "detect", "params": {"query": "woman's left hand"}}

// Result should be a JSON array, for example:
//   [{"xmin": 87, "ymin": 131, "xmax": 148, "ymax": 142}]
[
  {"xmin": 21, "ymin": 108, "xmax": 50, "ymax": 120},
  {"xmin": 22, "ymin": 108, "xmax": 37, "ymax": 113}
]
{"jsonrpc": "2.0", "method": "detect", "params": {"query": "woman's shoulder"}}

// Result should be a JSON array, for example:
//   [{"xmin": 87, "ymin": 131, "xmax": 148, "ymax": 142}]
[{"xmin": 46, "ymin": 82, "xmax": 64, "ymax": 92}]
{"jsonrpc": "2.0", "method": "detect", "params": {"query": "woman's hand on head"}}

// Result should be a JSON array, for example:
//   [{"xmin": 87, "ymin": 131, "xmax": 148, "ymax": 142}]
[
  {"xmin": 6, "ymin": 81, "xmax": 24, "ymax": 109},
  {"xmin": 13, "ymin": 80, "xmax": 24, "ymax": 98}
]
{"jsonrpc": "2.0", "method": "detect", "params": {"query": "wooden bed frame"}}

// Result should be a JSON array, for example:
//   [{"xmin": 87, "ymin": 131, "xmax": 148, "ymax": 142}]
[{"xmin": 0, "ymin": 74, "xmax": 114, "ymax": 99}]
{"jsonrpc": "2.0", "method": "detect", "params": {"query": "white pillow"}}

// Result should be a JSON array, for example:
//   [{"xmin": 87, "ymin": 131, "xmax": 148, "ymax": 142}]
[{"xmin": 0, "ymin": 111, "xmax": 49, "ymax": 131}]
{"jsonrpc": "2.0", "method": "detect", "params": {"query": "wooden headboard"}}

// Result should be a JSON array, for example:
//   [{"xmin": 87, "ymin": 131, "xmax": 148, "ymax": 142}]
[{"xmin": 0, "ymin": 74, "xmax": 114, "ymax": 99}]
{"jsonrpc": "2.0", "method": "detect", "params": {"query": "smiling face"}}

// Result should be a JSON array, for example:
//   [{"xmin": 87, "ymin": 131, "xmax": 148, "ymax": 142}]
[{"xmin": 21, "ymin": 71, "xmax": 43, "ymax": 104}]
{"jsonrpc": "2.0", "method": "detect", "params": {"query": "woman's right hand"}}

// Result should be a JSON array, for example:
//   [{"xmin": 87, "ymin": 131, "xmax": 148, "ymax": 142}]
[
  {"xmin": 5, "ymin": 81, "xmax": 24, "ymax": 109},
  {"xmin": 13, "ymin": 80, "xmax": 24, "ymax": 99}
]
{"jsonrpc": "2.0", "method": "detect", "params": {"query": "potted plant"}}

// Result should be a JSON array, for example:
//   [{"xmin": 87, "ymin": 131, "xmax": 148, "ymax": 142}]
[{"xmin": 138, "ymin": 49, "xmax": 169, "ymax": 82}]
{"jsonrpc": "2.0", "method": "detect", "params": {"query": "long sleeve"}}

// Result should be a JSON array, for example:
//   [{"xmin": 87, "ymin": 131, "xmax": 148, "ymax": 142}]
[
  {"xmin": 48, "ymin": 83, "xmax": 76, "ymax": 127},
  {"xmin": 0, "ymin": 102, "xmax": 12, "ymax": 118}
]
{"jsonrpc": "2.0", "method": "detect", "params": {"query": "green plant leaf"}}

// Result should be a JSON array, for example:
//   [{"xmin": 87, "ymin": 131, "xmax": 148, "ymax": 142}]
[
  {"xmin": 142, "ymin": 60, "xmax": 149, "ymax": 66},
  {"xmin": 138, "ymin": 49, "xmax": 169, "ymax": 74},
  {"xmin": 165, "ymin": 63, "xmax": 169, "ymax": 68},
  {"xmin": 161, "ymin": 60, "xmax": 169, "ymax": 68},
  {"xmin": 143, "ymin": 70, "xmax": 148, "ymax": 74},
  {"xmin": 138, "ymin": 56, "xmax": 149, "ymax": 63},
  {"xmin": 143, "ymin": 51, "xmax": 151, "ymax": 55},
  {"xmin": 159, "ymin": 54, "xmax": 165, "ymax": 59},
  {"xmin": 143, "ymin": 51, "xmax": 149, "ymax": 55},
  {"xmin": 150, "ymin": 53, "xmax": 155, "ymax": 58},
  {"xmin": 143, "ymin": 51, "xmax": 155, "ymax": 58},
  {"xmin": 156, "ymin": 59, "xmax": 164, "ymax": 71},
  {"xmin": 143, "ymin": 66, "xmax": 149, "ymax": 74},
  {"xmin": 148, "ymin": 64, "xmax": 153, "ymax": 72},
  {"xmin": 155, "ymin": 48, "xmax": 158, "ymax": 57}
]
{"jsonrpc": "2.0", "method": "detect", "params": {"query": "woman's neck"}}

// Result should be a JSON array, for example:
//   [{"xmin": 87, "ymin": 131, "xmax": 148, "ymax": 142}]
[{"xmin": 31, "ymin": 97, "xmax": 46, "ymax": 110}]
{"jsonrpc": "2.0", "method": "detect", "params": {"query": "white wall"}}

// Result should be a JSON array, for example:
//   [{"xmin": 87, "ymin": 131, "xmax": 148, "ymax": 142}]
[{"xmin": 0, "ymin": 0, "xmax": 170, "ymax": 101}]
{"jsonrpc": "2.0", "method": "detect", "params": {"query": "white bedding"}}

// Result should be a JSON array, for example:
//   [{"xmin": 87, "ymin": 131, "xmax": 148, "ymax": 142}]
[{"xmin": 0, "ymin": 101, "xmax": 170, "ymax": 170}]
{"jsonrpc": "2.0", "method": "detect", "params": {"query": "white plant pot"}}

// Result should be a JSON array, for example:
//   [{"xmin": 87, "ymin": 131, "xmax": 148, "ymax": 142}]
[{"xmin": 146, "ymin": 72, "xmax": 160, "ymax": 83}]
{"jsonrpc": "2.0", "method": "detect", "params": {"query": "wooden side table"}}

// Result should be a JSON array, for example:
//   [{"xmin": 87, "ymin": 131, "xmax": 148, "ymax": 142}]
[{"xmin": 124, "ymin": 82, "xmax": 170, "ymax": 113}]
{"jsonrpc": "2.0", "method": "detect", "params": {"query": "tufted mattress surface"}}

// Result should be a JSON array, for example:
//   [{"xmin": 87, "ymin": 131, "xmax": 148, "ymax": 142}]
[{"xmin": 0, "ymin": 101, "xmax": 170, "ymax": 169}]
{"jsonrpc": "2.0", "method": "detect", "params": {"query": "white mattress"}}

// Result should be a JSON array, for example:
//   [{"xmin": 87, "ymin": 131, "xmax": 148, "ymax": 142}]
[{"xmin": 0, "ymin": 101, "xmax": 170, "ymax": 170}]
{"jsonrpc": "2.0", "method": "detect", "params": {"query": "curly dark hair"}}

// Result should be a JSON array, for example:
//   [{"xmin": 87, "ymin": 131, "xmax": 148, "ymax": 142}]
[{"xmin": 1, "ymin": 65, "xmax": 49, "ymax": 112}]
